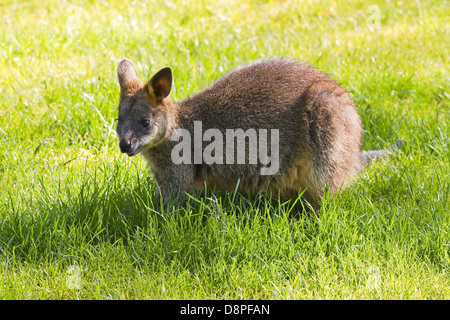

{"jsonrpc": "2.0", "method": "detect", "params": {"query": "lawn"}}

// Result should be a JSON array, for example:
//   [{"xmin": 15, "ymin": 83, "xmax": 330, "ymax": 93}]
[{"xmin": 0, "ymin": 0, "xmax": 449, "ymax": 299}]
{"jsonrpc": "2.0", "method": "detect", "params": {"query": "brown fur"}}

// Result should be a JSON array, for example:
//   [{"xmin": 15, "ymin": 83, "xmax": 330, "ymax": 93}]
[{"xmin": 116, "ymin": 58, "xmax": 397, "ymax": 208}]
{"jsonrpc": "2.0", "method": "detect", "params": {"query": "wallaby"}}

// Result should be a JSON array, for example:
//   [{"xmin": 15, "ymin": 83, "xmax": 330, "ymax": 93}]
[{"xmin": 116, "ymin": 58, "xmax": 402, "ymax": 209}]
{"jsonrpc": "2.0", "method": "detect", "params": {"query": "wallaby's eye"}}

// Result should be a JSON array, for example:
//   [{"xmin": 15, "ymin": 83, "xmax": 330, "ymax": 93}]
[{"xmin": 142, "ymin": 119, "xmax": 151, "ymax": 128}]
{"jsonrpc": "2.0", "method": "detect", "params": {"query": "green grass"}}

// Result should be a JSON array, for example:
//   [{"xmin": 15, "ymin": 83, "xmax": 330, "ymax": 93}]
[{"xmin": 0, "ymin": 0, "xmax": 449, "ymax": 299}]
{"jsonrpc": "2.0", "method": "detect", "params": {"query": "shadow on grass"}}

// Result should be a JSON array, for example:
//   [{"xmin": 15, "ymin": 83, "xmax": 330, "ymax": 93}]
[{"xmin": 0, "ymin": 163, "xmax": 317, "ymax": 266}]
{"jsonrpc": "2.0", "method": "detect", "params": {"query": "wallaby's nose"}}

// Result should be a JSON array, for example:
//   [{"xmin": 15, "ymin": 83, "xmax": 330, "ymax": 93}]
[{"xmin": 119, "ymin": 139, "xmax": 132, "ymax": 153}]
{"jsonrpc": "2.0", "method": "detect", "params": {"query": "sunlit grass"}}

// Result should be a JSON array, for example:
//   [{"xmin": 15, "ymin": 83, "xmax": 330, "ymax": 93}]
[{"xmin": 0, "ymin": 0, "xmax": 449, "ymax": 299}]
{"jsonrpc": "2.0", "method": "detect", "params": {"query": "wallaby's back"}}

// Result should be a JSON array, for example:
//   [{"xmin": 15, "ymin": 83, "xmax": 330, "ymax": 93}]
[{"xmin": 175, "ymin": 58, "xmax": 363, "ymax": 205}]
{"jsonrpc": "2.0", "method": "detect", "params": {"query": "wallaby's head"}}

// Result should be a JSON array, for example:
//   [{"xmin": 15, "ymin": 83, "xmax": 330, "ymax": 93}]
[{"xmin": 116, "ymin": 58, "xmax": 172, "ymax": 156}]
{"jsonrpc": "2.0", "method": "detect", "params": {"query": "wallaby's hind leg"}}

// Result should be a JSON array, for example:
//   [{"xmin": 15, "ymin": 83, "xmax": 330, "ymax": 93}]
[
  {"xmin": 274, "ymin": 80, "xmax": 363, "ymax": 209},
  {"xmin": 299, "ymin": 80, "xmax": 363, "ymax": 203}
]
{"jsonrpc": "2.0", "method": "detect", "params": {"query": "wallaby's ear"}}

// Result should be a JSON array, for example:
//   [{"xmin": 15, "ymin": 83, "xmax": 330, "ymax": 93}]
[
  {"xmin": 117, "ymin": 58, "xmax": 139, "ymax": 90},
  {"xmin": 148, "ymin": 67, "xmax": 172, "ymax": 102}
]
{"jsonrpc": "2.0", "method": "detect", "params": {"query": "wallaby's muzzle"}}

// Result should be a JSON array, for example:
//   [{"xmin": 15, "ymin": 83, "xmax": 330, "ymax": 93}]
[{"xmin": 119, "ymin": 138, "xmax": 132, "ymax": 154}]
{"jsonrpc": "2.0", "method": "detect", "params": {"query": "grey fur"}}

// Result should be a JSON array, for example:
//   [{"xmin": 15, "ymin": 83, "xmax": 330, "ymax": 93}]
[{"xmin": 116, "ymin": 58, "xmax": 403, "ymax": 208}]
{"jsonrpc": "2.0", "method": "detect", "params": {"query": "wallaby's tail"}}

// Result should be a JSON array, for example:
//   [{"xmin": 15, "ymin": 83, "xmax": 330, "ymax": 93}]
[{"xmin": 361, "ymin": 139, "xmax": 406, "ymax": 166}]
